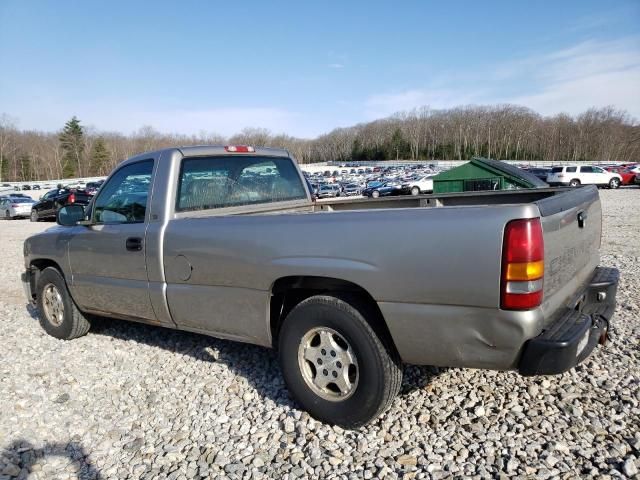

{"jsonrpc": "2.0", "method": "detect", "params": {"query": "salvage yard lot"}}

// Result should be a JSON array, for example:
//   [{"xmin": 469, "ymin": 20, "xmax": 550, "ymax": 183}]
[{"xmin": 0, "ymin": 189, "xmax": 638, "ymax": 479}]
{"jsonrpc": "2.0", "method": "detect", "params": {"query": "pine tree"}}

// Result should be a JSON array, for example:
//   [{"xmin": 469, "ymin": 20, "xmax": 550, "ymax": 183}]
[
  {"xmin": 90, "ymin": 137, "xmax": 110, "ymax": 175},
  {"xmin": 59, "ymin": 116, "xmax": 85, "ymax": 178}
]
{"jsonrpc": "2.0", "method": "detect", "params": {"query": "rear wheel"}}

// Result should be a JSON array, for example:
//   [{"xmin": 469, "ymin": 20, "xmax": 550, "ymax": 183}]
[
  {"xmin": 5, "ymin": 210, "xmax": 11, "ymax": 220},
  {"xmin": 609, "ymin": 178, "xmax": 620, "ymax": 189},
  {"xmin": 371, "ymin": 190, "xmax": 380, "ymax": 198},
  {"xmin": 30, "ymin": 210, "xmax": 39, "ymax": 222},
  {"xmin": 569, "ymin": 179, "xmax": 581, "ymax": 187},
  {"xmin": 36, "ymin": 267, "xmax": 91, "ymax": 340},
  {"xmin": 411, "ymin": 186, "xmax": 420, "ymax": 196},
  {"xmin": 278, "ymin": 295, "xmax": 402, "ymax": 428}
]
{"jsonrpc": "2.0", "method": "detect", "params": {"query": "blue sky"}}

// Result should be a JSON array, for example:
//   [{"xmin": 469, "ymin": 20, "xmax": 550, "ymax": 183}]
[{"xmin": 1, "ymin": 0, "xmax": 639, "ymax": 138}]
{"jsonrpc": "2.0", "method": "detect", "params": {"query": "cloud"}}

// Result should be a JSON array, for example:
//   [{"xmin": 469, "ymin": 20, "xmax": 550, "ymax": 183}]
[
  {"xmin": 328, "ymin": 63, "xmax": 344, "ymax": 69},
  {"xmin": 364, "ymin": 36, "xmax": 640, "ymax": 121},
  {"xmin": 507, "ymin": 38, "xmax": 640, "ymax": 118}
]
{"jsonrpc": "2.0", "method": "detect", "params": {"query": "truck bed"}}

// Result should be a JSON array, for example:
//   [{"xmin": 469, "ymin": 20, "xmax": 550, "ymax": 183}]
[{"xmin": 314, "ymin": 186, "xmax": 581, "ymax": 212}]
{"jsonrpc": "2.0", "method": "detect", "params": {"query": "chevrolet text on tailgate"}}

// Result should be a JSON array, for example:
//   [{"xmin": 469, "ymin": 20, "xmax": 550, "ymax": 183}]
[{"xmin": 22, "ymin": 146, "xmax": 619, "ymax": 428}]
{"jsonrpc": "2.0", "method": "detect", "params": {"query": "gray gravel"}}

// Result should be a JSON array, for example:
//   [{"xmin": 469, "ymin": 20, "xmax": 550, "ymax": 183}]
[{"xmin": 1, "ymin": 188, "xmax": 639, "ymax": 479}]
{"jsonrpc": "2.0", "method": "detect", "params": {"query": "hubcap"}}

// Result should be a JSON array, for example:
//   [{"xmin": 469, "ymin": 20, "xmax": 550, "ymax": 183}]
[
  {"xmin": 42, "ymin": 283, "xmax": 64, "ymax": 327},
  {"xmin": 298, "ymin": 327, "xmax": 359, "ymax": 401}
]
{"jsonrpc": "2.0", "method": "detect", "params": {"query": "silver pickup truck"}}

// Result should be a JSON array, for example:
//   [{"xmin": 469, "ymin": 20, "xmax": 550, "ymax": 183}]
[{"xmin": 22, "ymin": 146, "xmax": 619, "ymax": 427}]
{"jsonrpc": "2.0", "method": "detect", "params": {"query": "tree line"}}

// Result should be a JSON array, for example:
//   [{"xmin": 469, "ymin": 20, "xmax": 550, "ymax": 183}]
[{"xmin": 1, "ymin": 104, "xmax": 639, "ymax": 182}]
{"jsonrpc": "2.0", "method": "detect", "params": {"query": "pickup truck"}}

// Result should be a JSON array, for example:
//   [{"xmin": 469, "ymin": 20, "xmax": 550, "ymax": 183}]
[{"xmin": 22, "ymin": 146, "xmax": 619, "ymax": 428}]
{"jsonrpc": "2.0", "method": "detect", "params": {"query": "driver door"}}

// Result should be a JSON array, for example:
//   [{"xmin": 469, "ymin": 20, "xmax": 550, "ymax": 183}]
[{"xmin": 68, "ymin": 159, "xmax": 157, "ymax": 322}]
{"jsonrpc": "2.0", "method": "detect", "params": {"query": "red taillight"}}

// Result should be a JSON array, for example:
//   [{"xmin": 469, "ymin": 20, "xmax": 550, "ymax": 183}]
[
  {"xmin": 69, "ymin": 193, "xmax": 75, "ymax": 203},
  {"xmin": 501, "ymin": 218, "xmax": 544, "ymax": 310},
  {"xmin": 224, "ymin": 145, "xmax": 255, "ymax": 153},
  {"xmin": 11, "ymin": 203, "xmax": 19, "ymax": 207}
]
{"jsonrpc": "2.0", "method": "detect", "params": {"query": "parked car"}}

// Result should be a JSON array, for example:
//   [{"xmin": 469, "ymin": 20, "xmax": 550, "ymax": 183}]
[
  {"xmin": 32, "ymin": 185, "xmax": 41, "ymax": 190},
  {"xmin": 1, "ymin": 196, "xmax": 35, "ymax": 219},
  {"xmin": 406, "ymin": 176, "xmax": 434, "ymax": 195},
  {"xmin": 316, "ymin": 184, "xmax": 338, "ymax": 199},
  {"xmin": 22, "ymin": 146, "xmax": 619, "ymax": 428},
  {"xmin": 30, "ymin": 188, "xmax": 92, "ymax": 222},
  {"xmin": 547, "ymin": 165, "xmax": 622, "ymax": 188},
  {"xmin": 362, "ymin": 181, "xmax": 401, "ymax": 198},
  {"xmin": 21, "ymin": 184, "xmax": 31, "ymax": 190},
  {"xmin": 341, "ymin": 183, "xmax": 361, "ymax": 196},
  {"xmin": 84, "ymin": 180, "xmax": 104, "ymax": 196},
  {"xmin": 604, "ymin": 167, "xmax": 636, "ymax": 185}
]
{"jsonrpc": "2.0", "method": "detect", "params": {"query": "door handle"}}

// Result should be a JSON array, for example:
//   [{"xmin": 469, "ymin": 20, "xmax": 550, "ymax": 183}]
[{"xmin": 125, "ymin": 237, "xmax": 143, "ymax": 251}]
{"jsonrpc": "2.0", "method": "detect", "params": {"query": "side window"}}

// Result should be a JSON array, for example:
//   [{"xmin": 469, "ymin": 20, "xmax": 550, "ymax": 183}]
[
  {"xmin": 593, "ymin": 167, "xmax": 604, "ymax": 173},
  {"xmin": 176, "ymin": 156, "xmax": 307, "ymax": 212},
  {"xmin": 580, "ymin": 166, "xmax": 594, "ymax": 173},
  {"xmin": 93, "ymin": 160, "xmax": 154, "ymax": 224},
  {"xmin": 566, "ymin": 166, "xmax": 577, "ymax": 173}
]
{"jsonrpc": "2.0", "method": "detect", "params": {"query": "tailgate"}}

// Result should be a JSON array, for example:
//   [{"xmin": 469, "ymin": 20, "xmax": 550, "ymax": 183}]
[{"xmin": 535, "ymin": 186, "xmax": 601, "ymax": 325}]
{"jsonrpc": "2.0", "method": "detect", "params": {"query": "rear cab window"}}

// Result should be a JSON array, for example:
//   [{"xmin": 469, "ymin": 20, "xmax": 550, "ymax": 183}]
[{"xmin": 176, "ymin": 156, "xmax": 307, "ymax": 212}]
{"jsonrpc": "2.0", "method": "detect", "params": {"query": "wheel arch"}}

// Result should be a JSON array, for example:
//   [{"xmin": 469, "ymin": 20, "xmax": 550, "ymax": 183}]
[
  {"xmin": 28, "ymin": 259, "xmax": 67, "ymax": 300},
  {"xmin": 269, "ymin": 275, "xmax": 395, "ymax": 351}
]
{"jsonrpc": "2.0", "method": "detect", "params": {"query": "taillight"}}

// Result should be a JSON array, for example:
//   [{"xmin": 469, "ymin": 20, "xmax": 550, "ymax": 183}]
[
  {"xmin": 69, "ymin": 193, "xmax": 75, "ymax": 203},
  {"xmin": 224, "ymin": 145, "xmax": 255, "ymax": 153},
  {"xmin": 501, "ymin": 218, "xmax": 544, "ymax": 310},
  {"xmin": 11, "ymin": 203, "xmax": 19, "ymax": 207}
]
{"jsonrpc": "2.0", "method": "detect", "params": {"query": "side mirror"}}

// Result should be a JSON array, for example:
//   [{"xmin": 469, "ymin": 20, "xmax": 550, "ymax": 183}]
[{"xmin": 57, "ymin": 205, "xmax": 86, "ymax": 226}]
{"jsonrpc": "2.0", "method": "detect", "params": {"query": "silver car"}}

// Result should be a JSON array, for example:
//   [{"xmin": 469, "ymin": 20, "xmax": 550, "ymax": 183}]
[{"xmin": 1, "ymin": 197, "xmax": 35, "ymax": 219}]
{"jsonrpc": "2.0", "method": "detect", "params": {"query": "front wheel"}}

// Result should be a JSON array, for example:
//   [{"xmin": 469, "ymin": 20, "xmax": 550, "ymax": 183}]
[
  {"xmin": 411, "ymin": 186, "xmax": 420, "ymax": 196},
  {"xmin": 36, "ymin": 267, "xmax": 91, "ymax": 340},
  {"xmin": 5, "ymin": 210, "xmax": 11, "ymax": 220},
  {"xmin": 371, "ymin": 190, "xmax": 380, "ymax": 198},
  {"xmin": 30, "ymin": 210, "xmax": 39, "ymax": 222},
  {"xmin": 609, "ymin": 178, "xmax": 620, "ymax": 189},
  {"xmin": 278, "ymin": 295, "xmax": 402, "ymax": 428}
]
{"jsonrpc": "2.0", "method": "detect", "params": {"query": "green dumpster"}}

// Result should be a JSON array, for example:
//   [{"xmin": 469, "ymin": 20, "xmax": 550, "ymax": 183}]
[{"xmin": 433, "ymin": 158, "xmax": 547, "ymax": 193}]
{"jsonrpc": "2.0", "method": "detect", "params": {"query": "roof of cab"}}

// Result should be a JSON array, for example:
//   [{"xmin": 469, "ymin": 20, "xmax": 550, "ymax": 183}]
[{"xmin": 122, "ymin": 145, "xmax": 292, "ymax": 167}]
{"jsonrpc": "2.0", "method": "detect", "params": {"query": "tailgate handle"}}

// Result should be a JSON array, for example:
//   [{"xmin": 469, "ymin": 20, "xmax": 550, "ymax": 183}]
[{"xmin": 577, "ymin": 211, "xmax": 587, "ymax": 228}]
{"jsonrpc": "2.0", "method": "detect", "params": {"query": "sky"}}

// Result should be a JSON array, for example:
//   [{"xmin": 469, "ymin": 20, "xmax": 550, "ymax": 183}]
[{"xmin": 1, "ymin": 0, "xmax": 639, "ymax": 138}]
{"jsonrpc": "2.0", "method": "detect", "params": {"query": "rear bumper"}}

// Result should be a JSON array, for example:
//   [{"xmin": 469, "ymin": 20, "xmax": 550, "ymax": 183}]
[{"xmin": 518, "ymin": 266, "xmax": 619, "ymax": 376}]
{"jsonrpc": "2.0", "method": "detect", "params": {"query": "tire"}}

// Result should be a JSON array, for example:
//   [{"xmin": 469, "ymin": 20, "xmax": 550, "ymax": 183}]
[
  {"xmin": 609, "ymin": 178, "xmax": 620, "ymax": 189},
  {"xmin": 411, "ymin": 186, "xmax": 420, "ymax": 196},
  {"xmin": 30, "ymin": 210, "xmax": 39, "ymax": 222},
  {"xmin": 278, "ymin": 295, "xmax": 402, "ymax": 428},
  {"xmin": 371, "ymin": 190, "xmax": 380, "ymax": 198},
  {"xmin": 5, "ymin": 210, "xmax": 11, "ymax": 220},
  {"xmin": 36, "ymin": 267, "xmax": 91, "ymax": 340},
  {"xmin": 569, "ymin": 179, "xmax": 581, "ymax": 187}
]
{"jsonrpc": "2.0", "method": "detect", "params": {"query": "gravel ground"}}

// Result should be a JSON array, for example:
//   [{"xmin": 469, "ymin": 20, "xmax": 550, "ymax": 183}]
[{"xmin": 1, "ymin": 188, "xmax": 639, "ymax": 480}]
